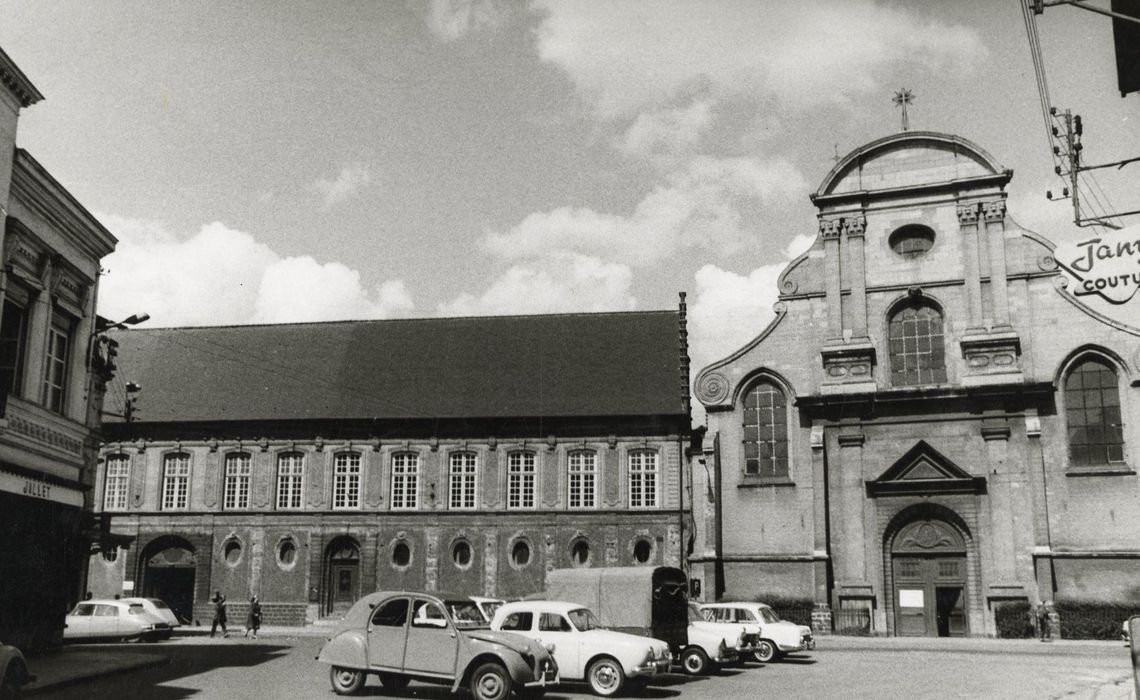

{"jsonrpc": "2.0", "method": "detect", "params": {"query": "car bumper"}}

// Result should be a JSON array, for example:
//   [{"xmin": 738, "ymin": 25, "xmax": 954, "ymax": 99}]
[
  {"xmin": 778, "ymin": 638, "xmax": 815, "ymax": 653},
  {"xmin": 736, "ymin": 643, "xmax": 761, "ymax": 655},
  {"xmin": 522, "ymin": 662, "xmax": 559, "ymax": 688},
  {"xmin": 714, "ymin": 649, "xmax": 738, "ymax": 664},
  {"xmin": 631, "ymin": 658, "xmax": 672, "ymax": 677}
]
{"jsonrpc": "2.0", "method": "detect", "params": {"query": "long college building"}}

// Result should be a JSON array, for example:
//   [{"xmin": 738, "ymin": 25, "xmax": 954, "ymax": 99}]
[
  {"xmin": 689, "ymin": 131, "xmax": 1140, "ymax": 638},
  {"xmin": 88, "ymin": 309, "xmax": 692, "ymax": 626}
]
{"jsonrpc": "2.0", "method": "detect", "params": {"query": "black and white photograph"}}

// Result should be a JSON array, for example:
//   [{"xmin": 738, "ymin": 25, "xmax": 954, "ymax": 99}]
[{"xmin": 1, "ymin": 1, "xmax": 1139, "ymax": 698}]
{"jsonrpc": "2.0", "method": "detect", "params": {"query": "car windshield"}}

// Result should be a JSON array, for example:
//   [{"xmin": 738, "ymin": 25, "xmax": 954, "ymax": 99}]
[
  {"xmin": 567, "ymin": 608, "xmax": 602, "ymax": 631},
  {"xmin": 480, "ymin": 601, "xmax": 503, "ymax": 620},
  {"xmin": 149, "ymin": 600, "xmax": 170, "ymax": 609},
  {"xmin": 445, "ymin": 600, "xmax": 488, "ymax": 628},
  {"xmin": 758, "ymin": 608, "xmax": 781, "ymax": 623}
]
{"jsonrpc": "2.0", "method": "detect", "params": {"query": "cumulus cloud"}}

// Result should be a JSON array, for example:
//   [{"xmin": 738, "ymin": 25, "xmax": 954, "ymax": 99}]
[
  {"xmin": 438, "ymin": 252, "xmax": 636, "ymax": 316},
  {"xmin": 482, "ymin": 155, "xmax": 807, "ymax": 265},
  {"xmin": 424, "ymin": 0, "xmax": 510, "ymax": 42},
  {"xmin": 618, "ymin": 100, "xmax": 714, "ymax": 158},
  {"xmin": 314, "ymin": 163, "xmax": 372, "ymax": 207},
  {"xmin": 532, "ymin": 0, "xmax": 986, "ymax": 119},
  {"xmin": 96, "ymin": 214, "xmax": 414, "ymax": 327}
]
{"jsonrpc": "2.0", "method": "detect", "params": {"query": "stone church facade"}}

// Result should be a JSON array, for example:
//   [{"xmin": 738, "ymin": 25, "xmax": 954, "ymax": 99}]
[{"xmin": 689, "ymin": 131, "xmax": 1140, "ymax": 637}]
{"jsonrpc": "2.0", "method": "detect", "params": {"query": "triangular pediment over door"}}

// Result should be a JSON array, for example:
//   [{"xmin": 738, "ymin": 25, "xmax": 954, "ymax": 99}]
[{"xmin": 866, "ymin": 440, "xmax": 986, "ymax": 497}]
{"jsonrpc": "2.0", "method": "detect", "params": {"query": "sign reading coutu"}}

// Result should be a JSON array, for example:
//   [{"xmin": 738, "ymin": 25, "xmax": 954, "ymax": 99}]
[{"xmin": 1054, "ymin": 223, "xmax": 1140, "ymax": 305}]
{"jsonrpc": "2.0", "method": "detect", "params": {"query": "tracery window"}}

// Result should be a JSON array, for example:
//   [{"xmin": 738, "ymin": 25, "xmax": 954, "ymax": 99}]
[
  {"xmin": 889, "ymin": 302, "xmax": 946, "ymax": 386},
  {"xmin": 1065, "ymin": 357, "xmax": 1126, "ymax": 466},
  {"xmin": 742, "ymin": 380, "xmax": 788, "ymax": 478}
]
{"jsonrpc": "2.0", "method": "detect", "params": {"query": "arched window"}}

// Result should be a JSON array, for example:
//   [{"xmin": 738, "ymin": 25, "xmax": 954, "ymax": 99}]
[
  {"xmin": 1065, "ymin": 357, "xmax": 1125, "ymax": 466},
  {"xmin": 889, "ymin": 302, "xmax": 946, "ymax": 386},
  {"xmin": 742, "ymin": 380, "xmax": 788, "ymax": 479}
]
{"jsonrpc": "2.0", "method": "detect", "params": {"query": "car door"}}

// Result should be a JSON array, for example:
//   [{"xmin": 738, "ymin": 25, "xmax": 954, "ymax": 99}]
[
  {"xmin": 403, "ymin": 598, "xmax": 459, "ymax": 676},
  {"xmin": 67, "ymin": 603, "xmax": 96, "ymax": 639},
  {"xmin": 92, "ymin": 604, "xmax": 120, "ymax": 638},
  {"xmin": 536, "ymin": 612, "xmax": 581, "ymax": 679},
  {"xmin": 367, "ymin": 596, "xmax": 410, "ymax": 670}
]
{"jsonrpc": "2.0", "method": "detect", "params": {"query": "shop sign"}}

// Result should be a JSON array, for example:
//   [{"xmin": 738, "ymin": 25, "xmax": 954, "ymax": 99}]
[
  {"xmin": 1054, "ymin": 223, "xmax": 1140, "ymax": 304},
  {"xmin": 0, "ymin": 469, "xmax": 84, "ymax": 507}
]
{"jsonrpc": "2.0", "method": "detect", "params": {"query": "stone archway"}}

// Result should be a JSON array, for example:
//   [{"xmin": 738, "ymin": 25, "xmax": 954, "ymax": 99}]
[
  {"xmin": 324, "ymin": 536, "xmax": 361, "ymax": 617},
  {"xmin": 139, "ymin": 536, "xmax": 197, "ymax": 624},
  {"xmin": 884, "ymin": 507, "xmax": 972, "ymax": 638}
]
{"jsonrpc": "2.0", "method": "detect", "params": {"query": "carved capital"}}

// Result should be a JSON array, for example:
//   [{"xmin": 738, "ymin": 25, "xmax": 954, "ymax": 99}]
[
  {"xmin": 819, "ymin": 218, "xmax": 842, "ymax": 240},
  {"xmin": 982, "ymin": 200, "xmax": 1006, "ymax": 223},
  {"xmin": 841, "ymin": 216, "xmax": 866, "ymax": 238},
  {"xmin": 956, "ymin": 203, "xmax": 979, "ymax": 226}
]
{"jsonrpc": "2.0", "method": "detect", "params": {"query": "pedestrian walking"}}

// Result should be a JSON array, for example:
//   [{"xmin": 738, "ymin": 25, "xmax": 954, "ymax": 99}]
[
  {"xmin": 244, "ymin": 595, "xmax": 262, "ymax": 639},
  {"xmin": 210, "ymin": 590, "xmax": 229, "ymax": 638},
  {"xmin": 1036, "ymin": 601, "xmax": 1051, "ymax": 641}
]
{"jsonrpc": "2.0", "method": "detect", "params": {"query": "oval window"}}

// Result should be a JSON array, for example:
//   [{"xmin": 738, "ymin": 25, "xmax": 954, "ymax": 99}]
[
  {"xmin": 392, "ymin": 542, "xmax": 411, "ymax": 568},
  {"xmin": 889, "ymin": 224, "xmax": 935, "ymax": 259},
  {"xmin": 452, "ymin": 540, "xmax": 472, "ymax": 568},
  {"xmin": 277, "ymin": 539, "xmax": 296, "ymax": 568},
  {"xmin": 511, "ymin": 540, "xmax": 531, "ymax": 568},
  {"xmin": 633, "ymin": 539, "xmax": 652, "ymax": 564},
  {"xmin": 571, "ymin": 540, "xmax": 590, "ymax": 567},
  {"xmin": 223, "ymin": 540, "xmax": 242, "ymax": 566}
]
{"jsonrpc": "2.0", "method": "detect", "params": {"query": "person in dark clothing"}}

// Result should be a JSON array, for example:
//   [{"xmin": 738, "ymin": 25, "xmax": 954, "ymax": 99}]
[
  {"xmin": 210, "ymin": 591, "xmax": 228, "ymax": 638},
  {"xmin": 1036, "ymin": 601, "xmax": 1051, "ymax": 641},
  {"xmin": 244, "ymin": 596, "xmax": 262, "ymax": 639}
]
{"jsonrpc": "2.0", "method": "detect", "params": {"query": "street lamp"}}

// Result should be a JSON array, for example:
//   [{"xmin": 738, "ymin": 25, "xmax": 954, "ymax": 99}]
[
  {"xmin": 95, "ymin": 312, "xmax": 150, "ymax": 333},
  {"xmin": 88, "ymin": 312, "xmax": 150, "ymax": 373}
]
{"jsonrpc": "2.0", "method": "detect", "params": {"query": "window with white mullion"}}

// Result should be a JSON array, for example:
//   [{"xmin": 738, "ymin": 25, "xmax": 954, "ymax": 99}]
[
  {"xmin": 276, "ymin": 452, "xmax": 305, "ymax": 510},
  {"xmin": 507, "ymin": 452, "xmax": 536, "ymax": 509},
  {"xmin": 568, "ymin": 451, "xmax": 597, "ymax": 509},
  {"xmin": 628, "ymin": 450, "xmax": 659, "ymax": 508},
  {"xmin": 391, "ymin": 453, "xmax": 419, "ymax": 510},
  {"xmin": 333, "ymin": 452, "xmax": 362, "ymax": 509},
  {"xmin": 449, "ymin": 452, "xmax": 478, "ymax": 510},
  {"xmin": 161, "ymin": 453, "xmax": 191, "ymax": 510},
  {"xmin": 103, "ymin": 455, "xmax": 131, "ymax": 511},
  {"xmin": 223, "ymin": 453, "xmax": 252, "ymax": 510}
]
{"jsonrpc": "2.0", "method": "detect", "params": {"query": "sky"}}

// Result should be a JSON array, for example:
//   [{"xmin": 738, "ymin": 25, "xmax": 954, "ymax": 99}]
[{"xmin": 2, "ymin": 0, "xmax": 1139, "ymax": 396}]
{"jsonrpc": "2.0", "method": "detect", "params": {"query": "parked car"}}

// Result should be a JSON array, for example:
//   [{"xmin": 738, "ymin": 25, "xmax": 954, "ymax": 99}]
[
  {"xmin": 683, "ymin": 601, "xmax": 757, "ymax": 673},
  {"xmin": 471, "ymin": 596, "xmax": 507, "ymax": 623},
  {"xmin": 1, "ymin": 642, "xmax": 33, "ymax": 700},
  {"xmin": 699, "ymin": 602, "xmax": 814, "ymax": 662},
  {"xmin": 119, "ymin": 598, "xmax": 180, "ymax": 637},
  {"xmin": 490, "ymin": 600, "xmax": 672, "ymax": 695},
  {"xmin": 317, "ymin": 591, "xmax": 558, "ymax": 698},
  {"xmin": 62, "ymin": 600, "xmax": 170, "ymax": 643}
]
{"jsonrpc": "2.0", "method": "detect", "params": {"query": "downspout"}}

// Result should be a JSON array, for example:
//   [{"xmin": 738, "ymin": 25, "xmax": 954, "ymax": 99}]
[{"xmin": 677, "ymin": 292, "xmax": 691, "ymax": 576}]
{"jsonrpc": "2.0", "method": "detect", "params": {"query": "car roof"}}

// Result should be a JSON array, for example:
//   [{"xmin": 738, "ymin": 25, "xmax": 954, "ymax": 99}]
[
  {"xmin": 495, "ymin": 600, "xmax": 587, "ymax": 615},
  {"xmin": 700, "ymin": 602, "xmax": 772, "ymax": 610},
  {"xmin": 76, "ymin": 599, "xmax": 134, "ymax": 607},
  {"xmin": 341, "ymin": 591, "xmax": 474, "ymax": 628}
]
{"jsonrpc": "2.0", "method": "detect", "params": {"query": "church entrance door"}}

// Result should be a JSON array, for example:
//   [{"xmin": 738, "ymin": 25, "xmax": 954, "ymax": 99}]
[{"xmin": 890, "ymin": 519, "xmax": 967, "ymax": 637}]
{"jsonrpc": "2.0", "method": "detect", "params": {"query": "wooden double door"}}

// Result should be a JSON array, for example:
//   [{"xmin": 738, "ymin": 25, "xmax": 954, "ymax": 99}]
[{"xmin": 893, "ymin": 555, "xmax": 967, "ymax": 637}]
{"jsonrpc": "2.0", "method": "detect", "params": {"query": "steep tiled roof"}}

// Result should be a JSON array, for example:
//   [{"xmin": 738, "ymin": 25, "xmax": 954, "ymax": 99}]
[{"xmin": 108, "ymin": 311, "xmax": 688, "ymax": 424}]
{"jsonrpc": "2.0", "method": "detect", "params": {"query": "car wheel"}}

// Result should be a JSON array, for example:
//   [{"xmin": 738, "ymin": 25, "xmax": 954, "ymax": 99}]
[
  {"xmin": 329, "ymin": 666, "xmax": 365, "ymax": 695},
  {"xmin": 378, "ymin": 672, "xmax": 410, "ymax": 692},
  {"xmin": 1, "ymin": 667, "xmax": 23, "ymax": 700},
  {"xmin": 681, "ymin": 647, "xmax": 709, "ymax": 675},
  {"xmin": 753, "ymin": 639, "xmax": 777, "ymax": 663},
  {"xmin": 469, "ymin": 662, "xmax": 512, "ymax": 700},
  {"xmin": 586, "ymin": 657, "xmax": 625, "ymax": 697}
]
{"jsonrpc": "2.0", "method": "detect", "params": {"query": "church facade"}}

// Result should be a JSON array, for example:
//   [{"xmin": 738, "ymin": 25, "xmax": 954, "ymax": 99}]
[
  {"xmin": 87, "ymin": 309, "xmax": 691, "ymax": 626},
  {"xmin": 689, "ymin": 132, "xmax": 1140, "ymax": 637}
]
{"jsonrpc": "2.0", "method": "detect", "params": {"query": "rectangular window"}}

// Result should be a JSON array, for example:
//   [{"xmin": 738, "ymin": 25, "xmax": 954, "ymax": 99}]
[
  {"xmin": 222, "ymin": 453, "xmax": 252, "ymax": 510},
  {"xmin": 628, "ymin": 450, "xmax": 659, "ymax": 508},
  {"xmin": 507, "ymin": 452, "xmax": 536, "ymax": 509},
  {"xmin": 0, "ymin": 298, "xmax": 28, "ymax": 398},
  {"xmin": 448, "ymin": 452, "xmax": 477, "ymax": 510},
  {"xmin": 276, "ymin": 453, "xmax": 305, "ymax": 510},
  {"xmin": 391, "ymin": 453, "xmax": 419, "ymax": 510},
  {"xmin": 333, "ymin": 452, "xmax": 362, "ymax": 509},
  {"xmin": 43, "ymin": 312, "xmax": 73, "ymax": 413},
  {"xmin": 161, "ymin": 453, "xmax": 191, "ymax": 510},
  {"xmin": 103, "ymin": 454, "xmax": 131, "ymax": 511},
  {"xmin": 568, "ymin": 451, "xmax": 597, "ymax": 509}
]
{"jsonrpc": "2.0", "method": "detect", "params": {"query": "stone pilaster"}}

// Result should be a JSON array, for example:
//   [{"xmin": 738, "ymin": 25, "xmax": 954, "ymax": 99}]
[
  {"xmin": 483, "ymin": 531, "xmax": 497, "ymax": 596},
  {"xmin": 982, "ymin": 199, "xmax": 1011, "ymax": 327},
  {"xmin": 820, "ymin": 218, "xmax": 843, "ymax": 340},
  {"xmin": 957, "ymin": 203, "xmax": 983, "ymax": 331},
  {"xmin": 424, "ymin": 528, "xmax": 439, "ymax": 592},
  {"xmin": 843, "ymin": 216, "xmax": 868, "ymax": 338}
]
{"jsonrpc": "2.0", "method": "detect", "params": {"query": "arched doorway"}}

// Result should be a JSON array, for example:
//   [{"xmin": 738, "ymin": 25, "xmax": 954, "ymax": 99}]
[
  {"xmin": 890, "ymin": 518, "xmax": 967, "ymax": 637},
  {"xmin": 140, "ymin": 536, "xmax": 197, "ymax": 625},
  {"xmin": 324, "ymin": 537, "xmax": 361, "ymax": 617}
]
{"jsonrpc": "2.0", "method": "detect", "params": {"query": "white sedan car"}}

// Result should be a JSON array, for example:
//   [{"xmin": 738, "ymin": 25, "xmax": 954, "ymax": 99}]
[
  {"xmin": 119, "ymin": 598, "xmax": 180, "ymax": 636},
  {"xmin": 700, "ymin": 602, "xmax": 814, "ymax": 662},
  {"xmin": 63, "ymin": 600, "xmax": 170, "ymax": 643},
  {"xmin": 490, "ymin": 600, "xmax": 671, "ymax": 696}
]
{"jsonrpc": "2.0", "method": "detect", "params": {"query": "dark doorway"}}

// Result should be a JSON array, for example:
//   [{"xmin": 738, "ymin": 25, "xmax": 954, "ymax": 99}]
[
  {"xmin": 935, "ymin": 586, "xmax": 966, "ymax": 637},
  {"xmin": 141, "ymin": 540, "xmax": 197, "ymax": 624},
  {"xmin": 324, "ymin": 537, "xmax": 360, "ymax": 617}
]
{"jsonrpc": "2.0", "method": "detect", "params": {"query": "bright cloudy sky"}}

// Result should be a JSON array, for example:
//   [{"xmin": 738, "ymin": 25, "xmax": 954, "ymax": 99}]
[{"xmin": 2, "ymin": 0, "xmax": 1138, "ymax": 383}]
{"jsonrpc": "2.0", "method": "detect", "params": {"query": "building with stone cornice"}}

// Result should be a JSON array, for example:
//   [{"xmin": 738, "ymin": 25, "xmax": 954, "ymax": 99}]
[
  {"xmin": 86, "ymin": 309, "xmax": 691, "ymax": 627},
  {"xmin": 689, "ymin": 131, "xmax": 1140, "ymax": 638},
  {"xmin": 0, "ymin": 47, "xmax": 119, "ymax": 651}
]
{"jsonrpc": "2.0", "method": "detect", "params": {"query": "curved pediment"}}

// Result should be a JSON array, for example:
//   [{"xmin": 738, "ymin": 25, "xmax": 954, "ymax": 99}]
[{"xmin": 816, "ymin": 132, "xmax": 1006, "ymax": 198}]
